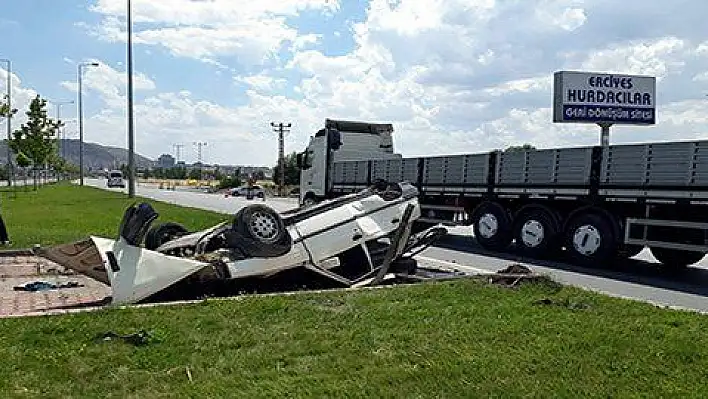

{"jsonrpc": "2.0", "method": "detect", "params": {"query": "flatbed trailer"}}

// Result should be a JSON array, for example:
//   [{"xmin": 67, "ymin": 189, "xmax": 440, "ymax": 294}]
[{"xmin": 298, "ymin": 119, "xmax": 708, "ymax": 269}]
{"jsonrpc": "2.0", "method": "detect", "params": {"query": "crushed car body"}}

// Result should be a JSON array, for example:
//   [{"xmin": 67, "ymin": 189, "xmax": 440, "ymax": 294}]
[{"xmin": 34, "ymin": 181, "xmax": 448, "ymax": 305}]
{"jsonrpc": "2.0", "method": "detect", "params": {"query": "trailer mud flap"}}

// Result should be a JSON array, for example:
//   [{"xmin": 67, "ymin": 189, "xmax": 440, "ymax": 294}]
[{"xmin": 35, "ymin": 236, "xmax": 211, "ymax": 305}]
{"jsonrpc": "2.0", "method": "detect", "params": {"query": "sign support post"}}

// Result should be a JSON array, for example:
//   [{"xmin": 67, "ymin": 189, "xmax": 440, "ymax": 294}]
[{"xmin": 598, "ymin": 122, "xmax": 612, "ymax": 147}]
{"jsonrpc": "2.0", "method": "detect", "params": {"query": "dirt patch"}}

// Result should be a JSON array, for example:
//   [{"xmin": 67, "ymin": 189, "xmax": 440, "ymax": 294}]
[{"xmin": 488, "ymin": 263, "xmax": 558, "ymax": 289}]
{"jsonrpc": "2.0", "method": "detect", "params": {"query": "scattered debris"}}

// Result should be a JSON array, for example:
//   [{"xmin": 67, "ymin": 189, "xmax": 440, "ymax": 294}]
[
  {"xmin": 488, "ymin": 263, "xmax": 541, "ymax": 287},
  {"xmin": 93, "ymin": 329, "xmax": 157, "ymax": 347},
  {"xmin": 13, "ymin": 281, "xmax": 84, "ymax": 292}
]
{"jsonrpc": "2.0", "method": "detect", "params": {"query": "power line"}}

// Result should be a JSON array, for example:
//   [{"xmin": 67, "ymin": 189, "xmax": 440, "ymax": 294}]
[
  {"xmin": 172, "ymin": 143, "xmax": 184, "ymax": 162},
  {"xmin": 271, "ymin": 122, "xmax": 291, "ymax": 196},
  {"xmin": 193, "ymin": 141, "xmax": 207, "ymax": 180}
]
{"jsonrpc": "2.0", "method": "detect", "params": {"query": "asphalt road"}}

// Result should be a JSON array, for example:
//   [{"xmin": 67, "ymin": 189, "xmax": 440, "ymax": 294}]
[
  {"xmin": 84, "ymin": 178, "xmax": 299, "ymax": 214},
  {"xmin": 85, "ymin": 178, "xmax": 708, "ymax": 313}
]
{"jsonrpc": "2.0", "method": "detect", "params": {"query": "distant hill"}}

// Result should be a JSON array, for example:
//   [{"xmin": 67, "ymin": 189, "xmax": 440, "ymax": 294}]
[{"xmin": 0, "ymin": 139, "xmax": 155, "ymax": 170}]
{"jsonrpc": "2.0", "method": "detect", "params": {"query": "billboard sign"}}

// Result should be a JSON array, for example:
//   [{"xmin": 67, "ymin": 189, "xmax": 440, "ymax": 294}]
[{"xmin": 553, "ymin": 71, "xmax": 656, "ymax": 125}]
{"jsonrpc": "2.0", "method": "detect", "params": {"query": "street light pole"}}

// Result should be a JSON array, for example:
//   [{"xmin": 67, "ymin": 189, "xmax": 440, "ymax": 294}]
[
  {"xmin": 127, "ymin": 0, "xmax": 136, "ymax": 197},
  {"xmin": 1, "ymin": 59, "xmax": 12, "ymax": 187},
  {"xmin": 77, "ymin": 62, "xmax": 99, "ymax": 186},
  {"xmin": 52, "ymin": 100, "xmax": 74, "ymax": 161}
]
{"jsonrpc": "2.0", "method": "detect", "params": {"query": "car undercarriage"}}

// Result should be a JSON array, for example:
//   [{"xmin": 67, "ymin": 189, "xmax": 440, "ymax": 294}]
[{"xmin": 35, "ymin": 182, "xmax": 449, "ymax": 305}]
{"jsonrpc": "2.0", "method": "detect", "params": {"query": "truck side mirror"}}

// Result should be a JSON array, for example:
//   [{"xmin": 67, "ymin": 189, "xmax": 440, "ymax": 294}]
[
  {"xmin": 296, "ymin": 153, "xmax": 303, "ymax": 168},
  {"xmin": 328, "ymin": 129, "xmax": 342, "ymax": 151}
]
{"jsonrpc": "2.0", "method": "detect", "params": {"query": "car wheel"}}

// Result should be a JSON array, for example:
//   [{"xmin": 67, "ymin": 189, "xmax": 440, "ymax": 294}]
[
  {"xmin": 145, "ymin": 222, "xmax": 189, "ymax": 250},
  {"xmin": 232, "ymin": 204, "xmax": 292, "ymax": 258}
]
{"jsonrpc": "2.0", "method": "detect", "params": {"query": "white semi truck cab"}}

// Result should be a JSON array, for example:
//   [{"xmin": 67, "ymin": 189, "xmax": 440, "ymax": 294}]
[{"xmin": 297, "ymin": 119, "xmax": 402, "ymax": 206}]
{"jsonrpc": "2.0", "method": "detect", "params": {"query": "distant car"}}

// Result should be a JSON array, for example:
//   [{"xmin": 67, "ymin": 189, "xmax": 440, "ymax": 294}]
[
  {"xmin": 107, "ymin": 170, "xmax": 125, "ymax": 188},
  {"xmin": 229, "ymin": 185, "xmax": 265, "ymax": 199}
]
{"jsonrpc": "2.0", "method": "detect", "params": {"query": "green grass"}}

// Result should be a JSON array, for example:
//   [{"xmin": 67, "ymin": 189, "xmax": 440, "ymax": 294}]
[
  {"xmin": 1, "ymin": 183, "xmax": 707, "ymax": 397},
  {"xmin": 1, "ymin": 182, "xmax": 225, "ymax": 248},
  {"xmin": 0, "ymin": 279, "xmax": 707, "ymax": 397}
]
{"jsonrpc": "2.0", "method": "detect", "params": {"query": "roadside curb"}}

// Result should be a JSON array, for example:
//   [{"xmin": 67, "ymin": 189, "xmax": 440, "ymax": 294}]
[{"xmin": 0, "ymin": 248, "xmax": 35, "ymax": 257}]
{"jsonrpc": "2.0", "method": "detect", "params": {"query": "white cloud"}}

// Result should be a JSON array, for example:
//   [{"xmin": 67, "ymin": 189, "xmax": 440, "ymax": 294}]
[
  {"xmin": 55, "ymin": 0, "xmax": 708, "ymax": 166},
  {"xmin": 0, "ymin": 69, "xmax": 41, "ymax": 129},
  {"xmin": 235, "ymin": 74, "xmax": 288, "ymax": 93},
  {"xmin": 59, "ymin": 61, "xmax": 156, "ymax": 109},
  {"xmin": 84, "ymin": 0, "xmax": 341, "ymax": 66}
]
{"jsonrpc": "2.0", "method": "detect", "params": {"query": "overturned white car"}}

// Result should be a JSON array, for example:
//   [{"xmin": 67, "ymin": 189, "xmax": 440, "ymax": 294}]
[{"xmin": 35, "ymin": 182, "xmax": 447, "ymax": 305}]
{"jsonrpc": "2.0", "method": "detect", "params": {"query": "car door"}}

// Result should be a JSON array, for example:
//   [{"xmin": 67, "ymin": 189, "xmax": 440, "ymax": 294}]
[
  {"xmin": 294, "ymin": 190, "xmax": 417, "ymax": 267},
  {"xmin": 293, "ymin": 200, "xmax": 365, "ymax": 267}
]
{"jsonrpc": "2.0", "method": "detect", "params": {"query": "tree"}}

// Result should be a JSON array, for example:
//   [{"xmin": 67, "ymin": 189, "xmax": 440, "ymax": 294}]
[
  {"xmin": 15, "ymin": 151, "xmax": 30, "ymax": 188},
  {"xmin": 218, "ymin": 168, "xmax": 242, "ymax": 189},
  {"xmin": 8, "ymin": 95, "xmax": 61, "ymax": 190},
  {"xmin": 0, "ymin": 94, "xmax": 17, "ymax": 120},
  {"xmin": 272, "ymin": 152, "xmax": 300, "ymax": 187},
  {"xmin": 1, "ymin": 94, "xmax": 18, "ymax": 184},
  {"xmin": 188, "ymin": 167, "xmax": 201, "ymax": 180}
]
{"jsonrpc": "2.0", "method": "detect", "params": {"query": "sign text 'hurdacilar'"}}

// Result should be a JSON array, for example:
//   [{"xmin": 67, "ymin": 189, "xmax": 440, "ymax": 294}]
[{"xmin": 553, "ymin": 71, "xmax": 656, "ymax": 125}]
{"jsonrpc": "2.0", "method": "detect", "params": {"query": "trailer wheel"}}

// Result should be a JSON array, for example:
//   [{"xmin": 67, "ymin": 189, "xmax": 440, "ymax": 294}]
[
  {"xmin": 145, "ymin": 222, "xmax": 189, "ymax": 250},
  {"xmin": 565, "ymin": 212, "xmax": 617, "ymax": 267},
  {"xmin": 650, "ymin": 247, "xmax": 705, "ymax": 268},
  {"xmin": 514, "ymin": 208, "xmax": 560, "ymax": 258},
  {"xmin": 471, "ymin": 202, "xmax": 512, "ymax": 251}
]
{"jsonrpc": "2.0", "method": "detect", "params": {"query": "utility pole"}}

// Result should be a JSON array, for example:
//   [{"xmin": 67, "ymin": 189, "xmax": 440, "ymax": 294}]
[
  {"xmin": 193, "ymin": 141, "xmax": 207, "ymax": 180},
  {"xmin": 172, "ymin": 143, "xmax": 184, "ymax": 162},
  {"xmin": 271, "ymin": 122, "xmax": 291, "ymax": 196},
  {"xmin": 126, "ymin": 0, "xmax": 136, "ymax": 198},
  {"xmin": 52, "ymin": 100, "xmax": 74, "ymax": 161}
]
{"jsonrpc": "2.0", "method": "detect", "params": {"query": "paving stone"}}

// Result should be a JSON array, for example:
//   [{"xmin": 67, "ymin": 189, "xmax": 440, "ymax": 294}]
[{"xmin": 0, "ymin": 255, "xmax": 110, "ymax": 318}]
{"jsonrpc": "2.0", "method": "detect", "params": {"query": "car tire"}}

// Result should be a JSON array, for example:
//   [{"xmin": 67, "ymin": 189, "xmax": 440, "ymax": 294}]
[
  {"xmin": 231, "ymin": 204, "xmax": 292, "ymax": 258},
  {"xmin": 145, "ymin": 222, "xmax": 189, "ymax": 250}
]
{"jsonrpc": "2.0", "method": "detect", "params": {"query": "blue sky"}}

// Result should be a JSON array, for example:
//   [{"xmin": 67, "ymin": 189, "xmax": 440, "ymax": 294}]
[{"xmin": 2, "ymin": 0, "xmax": 708, "ymax": 166}]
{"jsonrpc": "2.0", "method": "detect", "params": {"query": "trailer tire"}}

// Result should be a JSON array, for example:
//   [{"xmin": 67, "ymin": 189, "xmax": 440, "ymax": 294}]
[
  {"xmin": 650, "ymin": 247, "xmax": 705, "ymax": 268},
  {"xmin": 145, "ymin": 222, "xmax": 189, "ymax": 250},
  {"xmin": 565, "ymin": 212, "xmax": 617, "ymax": 267},
  {"xmin": 471, "ymin": 202, "xmax": 513, "ymax": 251},
  {"xmin": 513, "ymin": 208, "xmax": 560, "ymax": 258}
]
